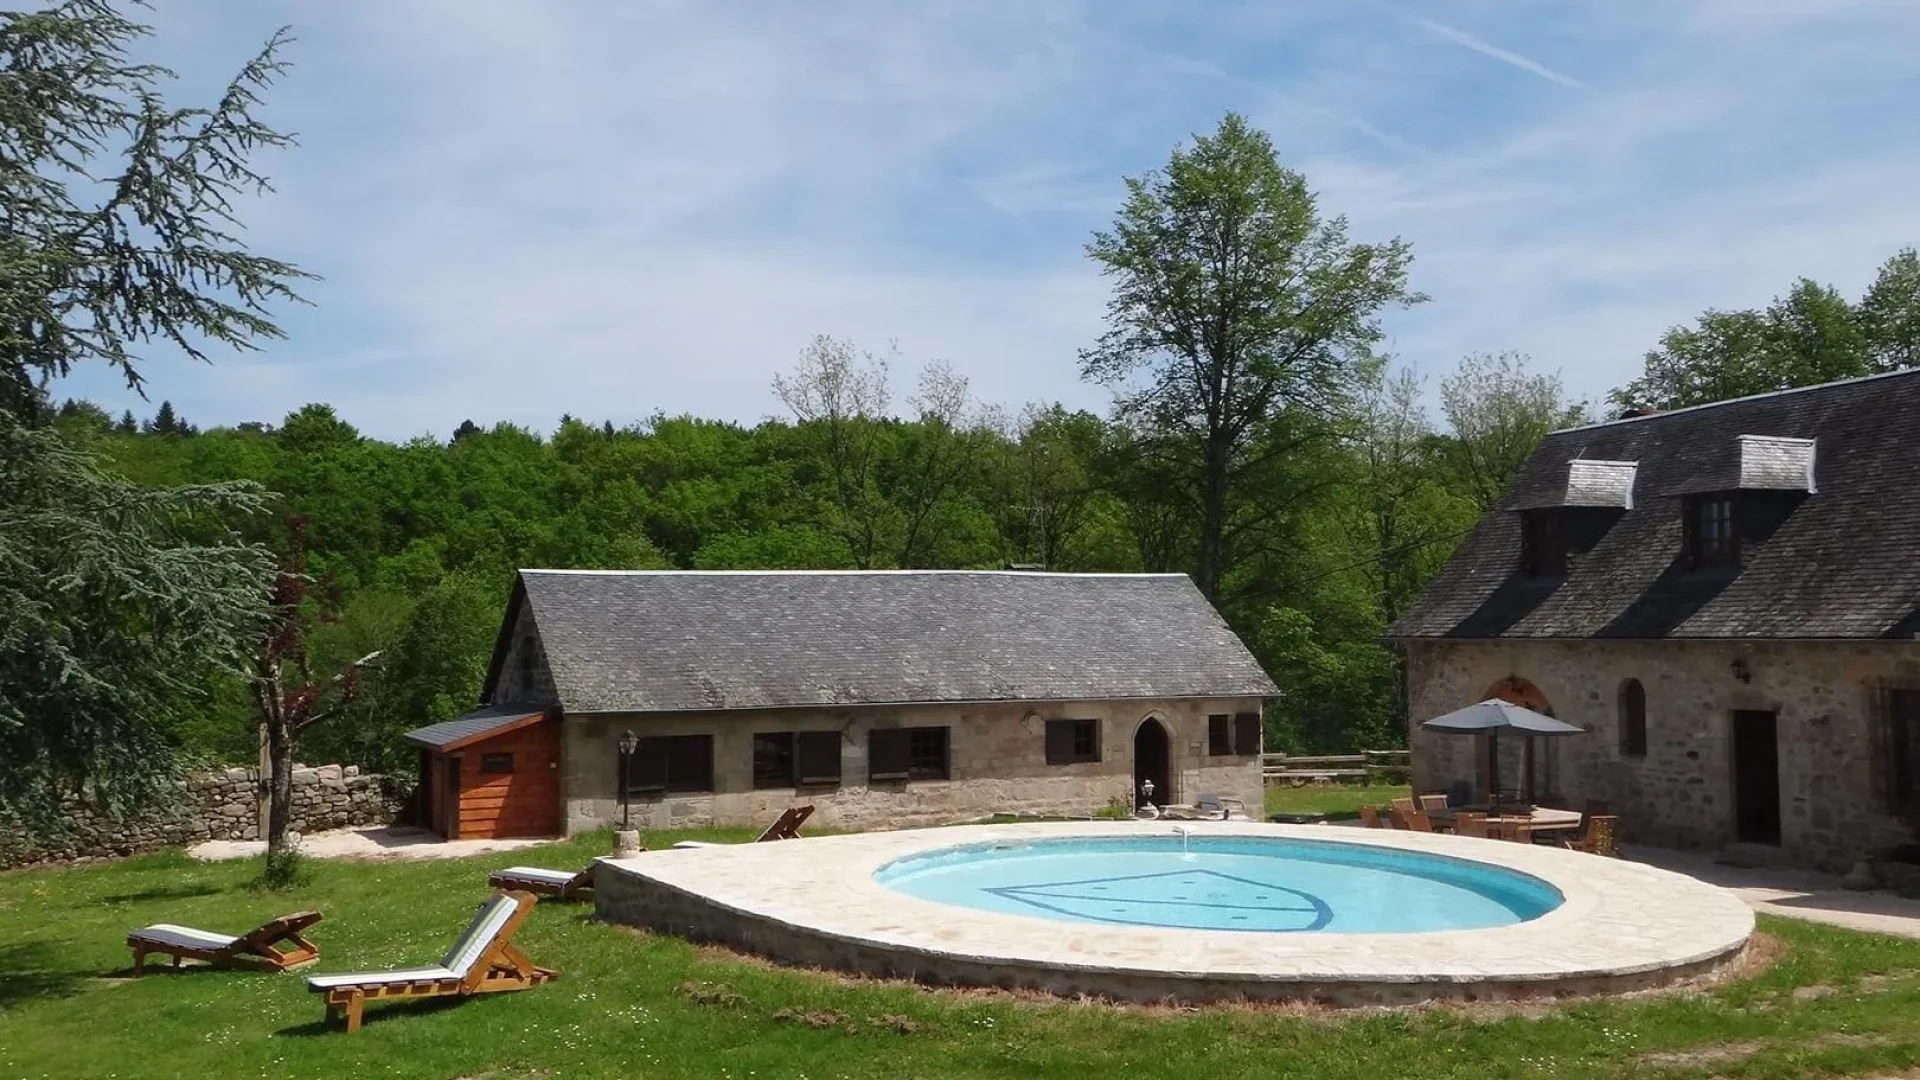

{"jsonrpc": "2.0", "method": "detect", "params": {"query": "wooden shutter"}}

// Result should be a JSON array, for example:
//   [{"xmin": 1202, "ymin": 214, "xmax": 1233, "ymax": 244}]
[
  {"xmin": 1232, "ymin": 712, "xmax": 1261, "ymax": 756},
  {"xmin": 869, "ymin": 728, "xmax": 910, "ymax": 781},
  {"xmin": 1044, "ymin": 719, "xmax": 1072, "ymax": 765},
  {"xmin": 1208, "ymin": 714, "xmax": 1231, "ymax": 756},
  {"xmin": 627, "ymin": 739, "xmax": 666, "ymax": 794},
  {"xmin": 797, "ymin": 731, "xmax": 843, "ymax": 785}
]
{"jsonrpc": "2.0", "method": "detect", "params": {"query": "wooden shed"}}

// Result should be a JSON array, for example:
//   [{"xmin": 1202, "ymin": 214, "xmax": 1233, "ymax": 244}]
[{"xmin": 403, "ymin": 706, "xmax": 561, "ymax": 840}]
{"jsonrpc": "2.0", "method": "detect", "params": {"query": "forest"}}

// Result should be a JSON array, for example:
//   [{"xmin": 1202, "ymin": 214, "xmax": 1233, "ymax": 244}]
[{"xmin": 2, "ymin": 1, "xmax": 1915, "ymax": 845}]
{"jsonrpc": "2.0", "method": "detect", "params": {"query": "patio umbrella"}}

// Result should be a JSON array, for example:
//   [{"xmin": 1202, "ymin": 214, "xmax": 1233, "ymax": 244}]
[{"xmin": 1419, "ymin": 700, "xmax": 1584, "ymax": 804}]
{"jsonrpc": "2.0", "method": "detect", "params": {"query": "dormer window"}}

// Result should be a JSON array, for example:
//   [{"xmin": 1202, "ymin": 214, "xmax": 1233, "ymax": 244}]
[
  {"xmin": 1686, "ymin": 494, "xmax": 1739, "ymax": 568},
  {"xmin": 1520, "ymin": 509, "xmax": 1567, "ymax": 578}
]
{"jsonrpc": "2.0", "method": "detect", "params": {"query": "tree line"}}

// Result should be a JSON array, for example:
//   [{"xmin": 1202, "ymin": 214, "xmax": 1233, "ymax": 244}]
[{"xmin": 3, "ymin": 4, "xmax": 1914, "ymax": 848}]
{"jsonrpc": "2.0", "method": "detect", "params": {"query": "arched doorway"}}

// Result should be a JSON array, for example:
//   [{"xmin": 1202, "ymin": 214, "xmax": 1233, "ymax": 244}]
[
  {"xmin": 1133, "ymin": 718, "xmax": 1171, "ymax": 812},
  {"xmin": 1486, "ymin": 676, "xmax": 1556, "ymax": 802}
]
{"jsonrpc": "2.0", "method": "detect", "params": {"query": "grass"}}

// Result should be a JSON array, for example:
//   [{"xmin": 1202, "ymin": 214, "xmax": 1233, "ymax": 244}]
[
  {"xmin": 5, "ymin": 829, "xmax": 1920, "ymax": 1080},
  {"xmin": 1265, "ymin": 781, "xmax": 1413, "ymax": 820}
]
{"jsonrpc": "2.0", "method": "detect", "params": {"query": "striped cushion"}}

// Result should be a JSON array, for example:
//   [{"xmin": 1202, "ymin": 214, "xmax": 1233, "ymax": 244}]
[
  {"xmin": 494, "ymin": 867, "xmax": 579, "ymax": 886},
  {"xmin": 307, "ymin": 967, "xmax": 456, "ymax": 990},
  {"xmin": 440, "ymin": 895, "xmax": 519, "ymax": 977},
  {"xmin": 130, "ymin": 924, "xmax": 238, "ymax": 951}
]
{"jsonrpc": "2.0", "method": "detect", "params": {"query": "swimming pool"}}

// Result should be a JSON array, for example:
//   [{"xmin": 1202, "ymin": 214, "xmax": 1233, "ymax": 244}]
[{"xmin": 874, "ymin": 835, "xmax": 1563, "ymax": 932}]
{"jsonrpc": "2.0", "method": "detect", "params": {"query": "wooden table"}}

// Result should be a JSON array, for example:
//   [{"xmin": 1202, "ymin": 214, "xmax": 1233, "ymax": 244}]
[{"xmin": 1433, "ymin": 807, "xmax": 1583, "ymax": 832}]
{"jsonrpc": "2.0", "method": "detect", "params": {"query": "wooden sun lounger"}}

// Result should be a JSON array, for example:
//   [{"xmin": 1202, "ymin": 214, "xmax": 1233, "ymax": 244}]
[
  {"xmin": 488, "ymin": 864, "xmax": 594, "ymax": 901},
  {"xmin": 127, "ymin": 911, "xmax": 322, "ymax": 974},
  {"xmin": 672, "ymin": 804, "xmax": 815, "ymax": 849},
  {"xmin": 307, "ymin": 890, "xmax": 555, "ymax": 1033}
]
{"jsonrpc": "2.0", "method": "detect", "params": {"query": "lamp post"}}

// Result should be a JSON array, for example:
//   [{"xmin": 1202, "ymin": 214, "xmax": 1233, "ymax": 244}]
[{"xmin": 613, "ymin": 730, "xmax": 641, "ymax": 857}]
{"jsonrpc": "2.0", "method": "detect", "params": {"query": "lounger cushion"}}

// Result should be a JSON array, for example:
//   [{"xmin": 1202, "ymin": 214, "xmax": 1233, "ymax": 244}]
[
  {"xmin": 130, "ymin": 924, "xmax": 239, "ymax": 951},
  {"xmin": 493, "ymin": 867, "xmax": 579, "ymax": 886},
  {"xmin": 671, "ymin": 841, "xmax": 721, "ymax": 849},
  {"xmin": 307, "ymin": 967, "xmax": 457, "ymax": 990},
  {"xmin": 441, "ymin": 894, "xmax": 520, "ymax": 978}
]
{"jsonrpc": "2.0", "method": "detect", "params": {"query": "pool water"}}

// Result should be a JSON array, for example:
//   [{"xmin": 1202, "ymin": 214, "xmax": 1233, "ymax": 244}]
[{"xmin": 874, "ymin": 835, "xmax": 1563, "ymax": 933}]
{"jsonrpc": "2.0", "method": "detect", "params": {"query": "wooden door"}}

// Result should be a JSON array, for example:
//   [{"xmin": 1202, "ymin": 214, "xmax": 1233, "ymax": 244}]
[{"xmin": 441, "ymin": 755, "xmax": 462, "ymax": 840}]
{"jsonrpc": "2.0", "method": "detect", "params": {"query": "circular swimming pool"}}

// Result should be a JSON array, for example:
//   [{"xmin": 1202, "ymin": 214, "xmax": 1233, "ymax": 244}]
[
  {"xmin": 593, "ymin": 821, "xmax": 1757, "ymax": 1005},
  {"xmin": 874, "ymin": 835, "xmax": 1563, "ymax": 933}
]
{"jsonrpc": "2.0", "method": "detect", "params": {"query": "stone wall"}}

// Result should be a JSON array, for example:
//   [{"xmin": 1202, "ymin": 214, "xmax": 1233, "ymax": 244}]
[
  {"xmin": 0, "ymin": 763, "xmax": 403, "ymax": 869},
  {"xmin": 560, "ymin": 698, "xmax": 1266, "ymax": 834},
  {"xmin": 1405, "ymin": 638, "xmax": 1920, "ymax": 871}
]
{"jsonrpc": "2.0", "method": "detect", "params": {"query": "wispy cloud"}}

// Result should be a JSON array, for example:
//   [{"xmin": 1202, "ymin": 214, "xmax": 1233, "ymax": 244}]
[
  {"xmin": 52, "ymin": 0, "xmax": 1920, "ymax": 440},
  {"xmin": 1400, "ymin": 13, "xmax": 1586, "ymax": 90}
]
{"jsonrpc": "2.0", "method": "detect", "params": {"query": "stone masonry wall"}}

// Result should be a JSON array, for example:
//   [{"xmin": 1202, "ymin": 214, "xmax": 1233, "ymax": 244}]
[
  {"xmin": 0, "ymin": 763, "xmax": 403, "ymax": 869},
  {"xmin": 560, "ymin": 698, "xmax": 1266, "ymax": 834},
  {"xmin": 1405, "ymin": 639, "xmax": 1920, "ymax": 871}
]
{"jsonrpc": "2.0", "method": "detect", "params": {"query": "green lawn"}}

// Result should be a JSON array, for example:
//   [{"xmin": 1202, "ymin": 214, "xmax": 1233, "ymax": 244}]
[
  {"xmin": 1265, "ymin": 781, "xmax": 1413, "ymax": 819},
  {"xmin": 5, "ymin": 830, "xmax": 1920, "ymax": 1080}
]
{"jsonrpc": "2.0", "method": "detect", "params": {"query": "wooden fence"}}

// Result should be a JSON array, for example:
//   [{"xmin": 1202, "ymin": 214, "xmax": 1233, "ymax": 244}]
[{"xmin": 1262, "ymin": 749, "xmax": 1410, "ymax": 786}]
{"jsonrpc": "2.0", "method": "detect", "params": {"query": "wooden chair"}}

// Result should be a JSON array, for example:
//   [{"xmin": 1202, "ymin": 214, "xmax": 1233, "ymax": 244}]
[
  {"xmin": 1416, "ymin": 793, "xmax": 1449, "ymax": 815},
  {"xmin": 674, "ymin": 805, "xmax": 816, "ymax": 849},
  {"xmin": 307, "ymin": 890, "xmax": 555, "ymax": 1033},
  {"xmin": 127, "ymin": 911, "xmax": 322, "ymax": 974},
  {"xmin": 489, "ymin": 864, "xmax": 595, "ymax": 901},
  {"xmin": 1356, "ymin": 805, "xmax": 1383, "ymax": 828},
  {"xmin": 1453, "ymin": 812, "xmax": 1488, "ymax": 838},
  {"xmin": 1564, "ymin": 814, "xmax": 1619, "ymax": 857},
  {"xmin": 1390, "ymin": 796, "xmax": 1417, "ymax": 817},
  {"xmin": 1384, "ymin": 806, "xmax": 1408, "ymax": 830},
  {"xmin": 1488, "ymin": 819, "xmax": 1532, "ymax": 844},
  {"xmin": 1402, "ymin": 808, "xmax": 1435, "ymax": 833}
]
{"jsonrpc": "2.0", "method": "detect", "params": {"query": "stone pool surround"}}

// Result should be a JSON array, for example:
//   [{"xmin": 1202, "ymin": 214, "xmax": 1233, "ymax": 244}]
[{"xmin": 594, "ymin": 820, "xmax": 1755, "ymax": 1006}]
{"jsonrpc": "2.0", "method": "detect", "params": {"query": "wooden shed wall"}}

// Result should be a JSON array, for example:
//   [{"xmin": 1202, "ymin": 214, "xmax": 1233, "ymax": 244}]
[{"xmin": 454, "ymin": 720, "xmax": 560, "ymax": 838}]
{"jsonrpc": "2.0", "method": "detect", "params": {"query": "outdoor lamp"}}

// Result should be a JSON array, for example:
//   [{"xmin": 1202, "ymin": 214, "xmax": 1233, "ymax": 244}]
[{"xmin": 617, "ymin": 729, "xmax": 639, "ymax": 830}]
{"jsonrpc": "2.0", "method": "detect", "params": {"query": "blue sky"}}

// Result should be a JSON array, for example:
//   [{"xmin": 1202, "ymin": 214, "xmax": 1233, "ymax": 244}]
[{"xmin": 56, "ymin": 0, "xmax": 1920, "ymax": 440}]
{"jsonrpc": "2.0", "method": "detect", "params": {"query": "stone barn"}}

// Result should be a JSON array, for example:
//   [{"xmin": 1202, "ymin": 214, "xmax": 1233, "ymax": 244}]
[
  {"xmin": 1390, "ymin": 369, "xmax": 1920, "ymax": 872},
  {"xmin": 409, "ymin": 569, "xmax": 1276, "ymax": 835}
]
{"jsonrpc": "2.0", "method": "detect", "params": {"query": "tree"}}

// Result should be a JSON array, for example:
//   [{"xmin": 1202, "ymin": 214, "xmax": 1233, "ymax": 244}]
[
  {"xmin": 116, "ymin": 410, "xmax": 138, "ymax": 434},
  {"xmin": 0, "ymin": 1, "xmax": 307, "ymax": 411},
  {"xmin": 773, "ymin": 335, "xmax": 894, "ymax": 567},
  {"xmin": 1080, "ymin": 112, "xmax": 1423, "ymax": 600},
  {"xmin": 250, "ymin": 517, "xmax": 379, "ymax": 864},
  {"xmin": 1438, "ymin": 351, "xmax": 1587, "ymax": 511},
  {"xmin": 1860, "ymin": 247, "xmax": 1920, "ymax": 373},
  {"xmin": 0, "ymin": 414, "xmax": 273, "ymax": 829},
  {"xmin": 0, "ymin": 2, "xmax": 304, "ymax": 827}
]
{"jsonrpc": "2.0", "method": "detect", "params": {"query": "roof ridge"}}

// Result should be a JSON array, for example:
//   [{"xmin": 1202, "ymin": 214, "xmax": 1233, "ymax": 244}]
[{"xmin": 1555, "ymin": 367, "xmax": 1920, "ymax": 434}]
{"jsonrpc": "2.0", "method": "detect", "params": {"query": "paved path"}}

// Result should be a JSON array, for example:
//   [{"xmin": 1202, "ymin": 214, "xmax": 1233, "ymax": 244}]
[
  {"xmin": 189, "ymin": 825, "xmax": 559, "ymax": 862},
  {"xmin": 1629, "ymin": 846, "xmax": 1920, "ymax": 940}
]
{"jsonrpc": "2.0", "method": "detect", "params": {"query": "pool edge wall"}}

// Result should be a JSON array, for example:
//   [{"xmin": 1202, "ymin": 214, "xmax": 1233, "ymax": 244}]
[{"xmin": 593, "ymin": 858, "xmax": 1752, "ymax": 1007}]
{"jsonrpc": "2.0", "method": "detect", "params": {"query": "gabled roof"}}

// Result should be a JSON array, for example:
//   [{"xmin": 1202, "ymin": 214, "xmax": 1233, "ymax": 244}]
[
  {"xmin": 1391, "ymin": 369, "xmax": 1920, "ymax": 641},
  {"xmin": 484, "ymin": 570, "xmax": 1278, "ymax": 713},
  {"xmin": 403, "ymin": 705, "xmax": 549, "ymax": 751}
]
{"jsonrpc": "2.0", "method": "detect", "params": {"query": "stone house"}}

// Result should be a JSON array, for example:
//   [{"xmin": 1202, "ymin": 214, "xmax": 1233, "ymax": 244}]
[
  {"xmin": 1390, "ymin": 370, "xmax": 1920, "ymax": 872},
  {"xmin": 407, "ymin": 569, "xmax": 1275, "ymax": 837}
]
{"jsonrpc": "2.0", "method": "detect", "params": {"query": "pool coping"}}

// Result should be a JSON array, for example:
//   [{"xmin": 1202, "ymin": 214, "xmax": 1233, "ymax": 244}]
[{"xmin": 593, "ymin": 820, "xmax": 1756, "ymax": 1004}]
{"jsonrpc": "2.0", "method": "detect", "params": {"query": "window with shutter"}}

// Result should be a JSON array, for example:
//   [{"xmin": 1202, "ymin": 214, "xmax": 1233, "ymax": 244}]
[
  {"xmin": 796, "ymin": 730, "xmax": 843, "ymax": 785},
  {"xmin": 1207, "ymin": 714, "xmax": 1232, "ymax": 756},
  {"xmin": 1232, "ymin": 712, "xmax": 1261, "ymax": 756},
  {"xmin": 752, "ymin": 732, "xmax": 794, "ymax": 789},
  {"xmin": 626, "ymin": 734, "xmax": 712, "ymax": 795},
  {"xmin": 908, "ymin": 727, "xmax": 950, "ymax": 779},
  {"xmin": 869, "ymin": 728, "xmax": 910, "ymax": 781},
  {"xmin": 1045, "ymin": 719, "xmax": 1100, "ymax": 765}
]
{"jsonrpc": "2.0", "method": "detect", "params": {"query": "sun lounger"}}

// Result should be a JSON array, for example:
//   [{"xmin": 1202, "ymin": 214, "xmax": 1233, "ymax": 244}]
[
  {"xmin": 672, "ymin": 804, "xmax": 814, "ymax": 849},
  {"xmin": 127, "ymin": 911, "xmax": 322, "ymax": 974},
  {"xmin": 488, "ymin": 864, "xmax": 594, "ymax": 900},
  {"xmin": 1193, "ymin": 793, "xmax": 1248, "ymax": 820},
  {"xmin": 307, "ymin": 890, "xmax": 555, "ymax": 1033}
]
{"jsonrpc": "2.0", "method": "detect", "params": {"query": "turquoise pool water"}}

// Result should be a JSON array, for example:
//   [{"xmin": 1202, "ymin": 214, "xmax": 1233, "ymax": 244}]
[{"xmin": 874, "ymin": 835, "xmax": 1563, "ymax": 933}]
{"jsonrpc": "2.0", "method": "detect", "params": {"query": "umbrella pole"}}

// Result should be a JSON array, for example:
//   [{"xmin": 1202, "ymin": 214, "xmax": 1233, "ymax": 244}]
[
  {"xmin": 1523, "ymin": 735, "xmax": 1535, "ymax": 804},
  {"xmin": 1487, "ymin": 732, "xmax": 1499, "ymax": 807}
]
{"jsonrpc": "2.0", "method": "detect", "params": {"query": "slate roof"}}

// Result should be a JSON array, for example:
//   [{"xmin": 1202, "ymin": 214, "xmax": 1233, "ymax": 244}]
[
  {"xmin": 402, "ymin": 705, "xmax": 547, "ymax": 750},
  {"xmin": 487, "ymin": 570, "xmax": 1278, "ymax": 714},
  {"xmin": 1390, "ymin": 369, "xmax": 1920, "ymax": 641}
]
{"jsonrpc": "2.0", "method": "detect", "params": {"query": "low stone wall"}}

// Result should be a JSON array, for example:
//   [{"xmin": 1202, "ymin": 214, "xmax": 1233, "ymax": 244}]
[{"xmin": 0, "ymin": 763, "xmax": 403, "ymax": 869}]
